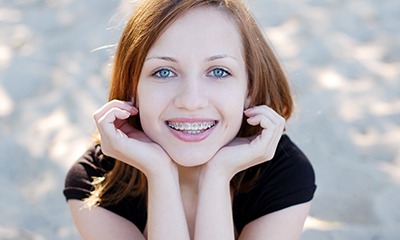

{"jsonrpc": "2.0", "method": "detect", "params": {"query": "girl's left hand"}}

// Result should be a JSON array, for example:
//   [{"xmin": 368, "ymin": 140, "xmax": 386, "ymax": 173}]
[{"xmin": 205, "ymin": 105, "xmax": 286, "ymax": 180}]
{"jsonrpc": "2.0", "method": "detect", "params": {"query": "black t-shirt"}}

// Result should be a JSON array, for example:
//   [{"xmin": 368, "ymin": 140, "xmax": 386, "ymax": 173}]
[{"xmin": 63, "ymin": 134, "xmax": 316, "ymax": 234}]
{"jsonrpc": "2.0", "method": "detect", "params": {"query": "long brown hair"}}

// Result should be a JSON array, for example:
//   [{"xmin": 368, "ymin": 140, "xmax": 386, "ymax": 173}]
[{"xmin": 86, "ymin": 0, "xmax": 293, "ymax": 206}]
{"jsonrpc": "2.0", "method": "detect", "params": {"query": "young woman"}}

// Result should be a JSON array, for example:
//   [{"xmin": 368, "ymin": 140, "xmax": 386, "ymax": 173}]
[{"xmin": 63, "ymin": 0, "xmax": 316, "ymax": 239}]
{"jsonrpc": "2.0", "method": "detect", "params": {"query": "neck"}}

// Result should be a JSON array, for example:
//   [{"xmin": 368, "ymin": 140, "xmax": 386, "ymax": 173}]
[{"xmin": 177, "ymin": 164, "xmax": 202, "ymax": 189}]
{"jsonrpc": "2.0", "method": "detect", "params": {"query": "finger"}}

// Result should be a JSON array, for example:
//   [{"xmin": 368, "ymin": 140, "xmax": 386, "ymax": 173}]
[
  {"xmin": 247, "ymin": 114, "xmax": 273, "ymax": 129},
  {"xmin": 245, "ymin": 106, "xmax": 282, "ymax": 124},
  {"xmin": 257, "ymin": 113, "xmax": 285, "ymax": 139},
  {"xmin": 93, "ymin": 100, "xmax": 137, "ymax": 122},
  {"xmin": 248, "ymin": 114, "xmax": 284, "ymax": 153},
  {"xmin": 259, "ymin": 114, "xmax": 285, "ymax": 155},
  {"xmin": 246, "ymin": 114, "xmax": 273, "ymax": 146},
  {"xmin": 97, "ymin": 108, "xmax": 131, "ymax": 137},
  {"xmin": 245, "ymin": 105, "xmax": 284, "ymax": 125},
  {"xmin": 246, "ymin": 110, "xmax": 285, "ymax": 132},
  {"xmin": 254, "ymin": 115, "xmax": 275, "ymax": 143},
  {"xmin": 114, "ymin": 118, "xmax": 130, "ymax": 129}
]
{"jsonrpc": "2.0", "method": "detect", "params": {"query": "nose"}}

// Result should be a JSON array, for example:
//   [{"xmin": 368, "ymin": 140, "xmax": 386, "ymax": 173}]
[{"xmin": 174, "ymin": 77, "xmax": 208, "ymax": 111}]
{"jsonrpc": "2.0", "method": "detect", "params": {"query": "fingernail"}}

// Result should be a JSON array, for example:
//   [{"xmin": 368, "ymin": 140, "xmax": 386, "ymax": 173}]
[{"xmin": 130, "ymin": 106, "xmax": 138, "ymax": 114}]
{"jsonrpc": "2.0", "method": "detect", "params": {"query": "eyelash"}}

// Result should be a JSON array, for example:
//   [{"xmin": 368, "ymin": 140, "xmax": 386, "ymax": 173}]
[
  {"xmin": 151, "ymin": 68, "xmax": 176, "ymax": 79},
  {"xmin": 151, "ymin": 67, "xmax": 231, "ymax": 79},
  {"xmin": 207, "ymin": 68, "xmax": 231, "ymax": 78}
]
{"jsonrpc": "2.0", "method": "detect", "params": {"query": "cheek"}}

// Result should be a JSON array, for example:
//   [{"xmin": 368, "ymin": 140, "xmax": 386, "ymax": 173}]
[
  {"xmin": 136, "ymin": 85, "xmax": 157, "ymax": 134},
  {"xmin": 138, "ymin": 107, "xmax": 164, "ymax": 145},
  {"xmin": 137, "ymin": 107, "xmax": 153, "ymax": 134},
  {"xmin": 137, "ymin": 96, "xmax": 159, "ymax": 122},
  {"xmin": 136, "ymin": 83, "xmax": 159, "ymax": 112},
  {"xmin": 228, "ymin": 88, "xmax": 247, "ymax": 109},
  {"xmin": 231, "ymin": 107, "xmax": 245, "ymax": 132},
  {"xmin": 223, "ymin": 91, "xmax": 247, "ymax": 130}
]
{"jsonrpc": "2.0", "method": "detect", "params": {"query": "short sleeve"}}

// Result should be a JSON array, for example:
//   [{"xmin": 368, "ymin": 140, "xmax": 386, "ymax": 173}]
[
  {"xmin": 232, "ymin": 135, "xmax": 316, "ymax": 233},
  {"xmin": 63, "ymin": 144, "xmax": 147, "ymax": 232},
  {"xmin": 63, "ymin": 144, "xmax": 114, "ymax": 201}
]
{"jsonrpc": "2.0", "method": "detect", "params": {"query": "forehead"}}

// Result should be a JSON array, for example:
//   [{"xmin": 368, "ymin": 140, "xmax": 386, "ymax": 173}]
[
  {"xmin": 147, "ymin": 6, "xmax": 243, "ymax": 57},
  {"xmin": 167, "ymin": 6, "xmax": 236, "ymax": 33}
]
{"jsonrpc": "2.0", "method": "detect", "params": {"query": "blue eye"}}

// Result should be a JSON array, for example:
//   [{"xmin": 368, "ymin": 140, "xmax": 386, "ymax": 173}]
[
  {"xmin": 153, "ymin": 68, "xmax": 175, "ymax": 78},
  {"xmin": 209, "ymin": 68, "xmax": 230, "ymax": 78}
]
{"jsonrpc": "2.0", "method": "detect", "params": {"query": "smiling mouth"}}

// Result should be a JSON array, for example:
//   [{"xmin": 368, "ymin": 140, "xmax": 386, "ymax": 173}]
[{"xmin": 167, "ymin": 121, "xmax": 217, "ymax": 135}]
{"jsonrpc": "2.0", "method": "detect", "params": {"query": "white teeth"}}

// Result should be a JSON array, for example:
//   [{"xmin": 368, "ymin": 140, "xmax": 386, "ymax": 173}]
[
  {"xmin": 167, "ymin": 121, "xmax": 216, "ymax": 133},
  {"xmin": 187, "ymin": 130, "xmax": 201, "ymax": 135}
]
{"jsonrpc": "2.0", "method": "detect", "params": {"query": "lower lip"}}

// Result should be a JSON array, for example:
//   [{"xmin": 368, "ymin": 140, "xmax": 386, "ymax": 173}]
[{"xmin": 167, "ymin": 125, "xmax": 216, "ymax": 142}]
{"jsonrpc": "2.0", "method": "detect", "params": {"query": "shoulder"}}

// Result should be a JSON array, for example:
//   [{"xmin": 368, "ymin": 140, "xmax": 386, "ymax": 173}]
[
  {"xmin": 63, "ymin": 144, "xmax": 148, "ymax": 232},
  {"xmin": 267, "ymin": 134, "xmax": 316, "ymax": 186},
  {"xmin": 249, "ymin": 134, "xmax": 316, "ymax": 196},
  {"xmin": 63, "ymin": 143, "xmax": 115, "ymax": 200},
  {"xmin": 233, "ymin": 134, "xmax": 316, "ymax": 233}
]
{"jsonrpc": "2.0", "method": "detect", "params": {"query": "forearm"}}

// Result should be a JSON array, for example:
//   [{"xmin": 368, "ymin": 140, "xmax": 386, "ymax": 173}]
[
  {"xmin": 147, "ymin": 170, "xmax": 190, "ymax": 240},
  {"xmin": 194, "ymin": 168, "xmax": 235, "ymax": 240}
]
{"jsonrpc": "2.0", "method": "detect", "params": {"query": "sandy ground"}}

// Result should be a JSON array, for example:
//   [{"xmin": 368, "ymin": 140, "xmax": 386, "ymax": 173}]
[{"xmin": 0, "ymin": 0, "xmax": 399, "ymax": 239}]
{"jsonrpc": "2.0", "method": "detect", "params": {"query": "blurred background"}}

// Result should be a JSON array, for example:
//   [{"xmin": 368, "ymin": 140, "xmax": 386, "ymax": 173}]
[{"xmin": 0, "ymin": 0, "xmax": 399, "ymax": 239}]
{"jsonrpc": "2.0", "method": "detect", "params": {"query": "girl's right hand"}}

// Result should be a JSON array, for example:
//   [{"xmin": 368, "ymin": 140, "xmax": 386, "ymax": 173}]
[{"xmin": 93, "ymin": 100, "xmax": 175, "ymax": 178}]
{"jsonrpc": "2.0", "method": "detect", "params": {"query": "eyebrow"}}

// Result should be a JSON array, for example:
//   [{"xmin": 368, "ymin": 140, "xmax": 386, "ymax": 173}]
[
  {"xmin": 206, "ymin": 54, "xmax": 238, "ymax": 62},
  {"xmin": 145, "ymin": 56, "xmax": 177, "ymax": 62},
  {"xmin": 145, "ymin": 54, "xmax": 238, "ymax": 63}
]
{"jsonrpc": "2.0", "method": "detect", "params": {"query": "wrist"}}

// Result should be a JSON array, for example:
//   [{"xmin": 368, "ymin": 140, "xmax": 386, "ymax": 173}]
[
  {"xmin": 146, "ymin": 162, "xmax": 179, "ymax": 185},
  {"xmin": 200, "ymin": 162, "xmax": 231, "ymax": 187}
]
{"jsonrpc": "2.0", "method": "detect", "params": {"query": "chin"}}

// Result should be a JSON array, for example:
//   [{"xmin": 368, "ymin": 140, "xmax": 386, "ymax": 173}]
[{"xmin": 170, "ymin": 151, "xmax": 215, "ymax": 167}]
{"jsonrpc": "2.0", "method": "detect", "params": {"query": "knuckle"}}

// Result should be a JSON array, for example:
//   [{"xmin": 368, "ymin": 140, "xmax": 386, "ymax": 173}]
[
  {"xmin": 278, "ymin": 115, "xmax": 286, "ymax": 123},
  {"xmin": 258, "ymin": 105, "xmax": 268, "ymax": 110},
  {"xmin": 109, "ymin": 99, "xmax": 123, "ymax": 105},
  {"xmin": 93, "ymin": 109, "xmax": 101, "ymax": 121},
  {"xmin": 97, "ymin": 118, "xmax": 106, "ymax": 127}
]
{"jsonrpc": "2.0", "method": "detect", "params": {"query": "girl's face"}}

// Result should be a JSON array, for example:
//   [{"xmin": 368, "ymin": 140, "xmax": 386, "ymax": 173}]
[{"xmin": 137, "ymin": 6, "xmax": 249, "ymax": 167}]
